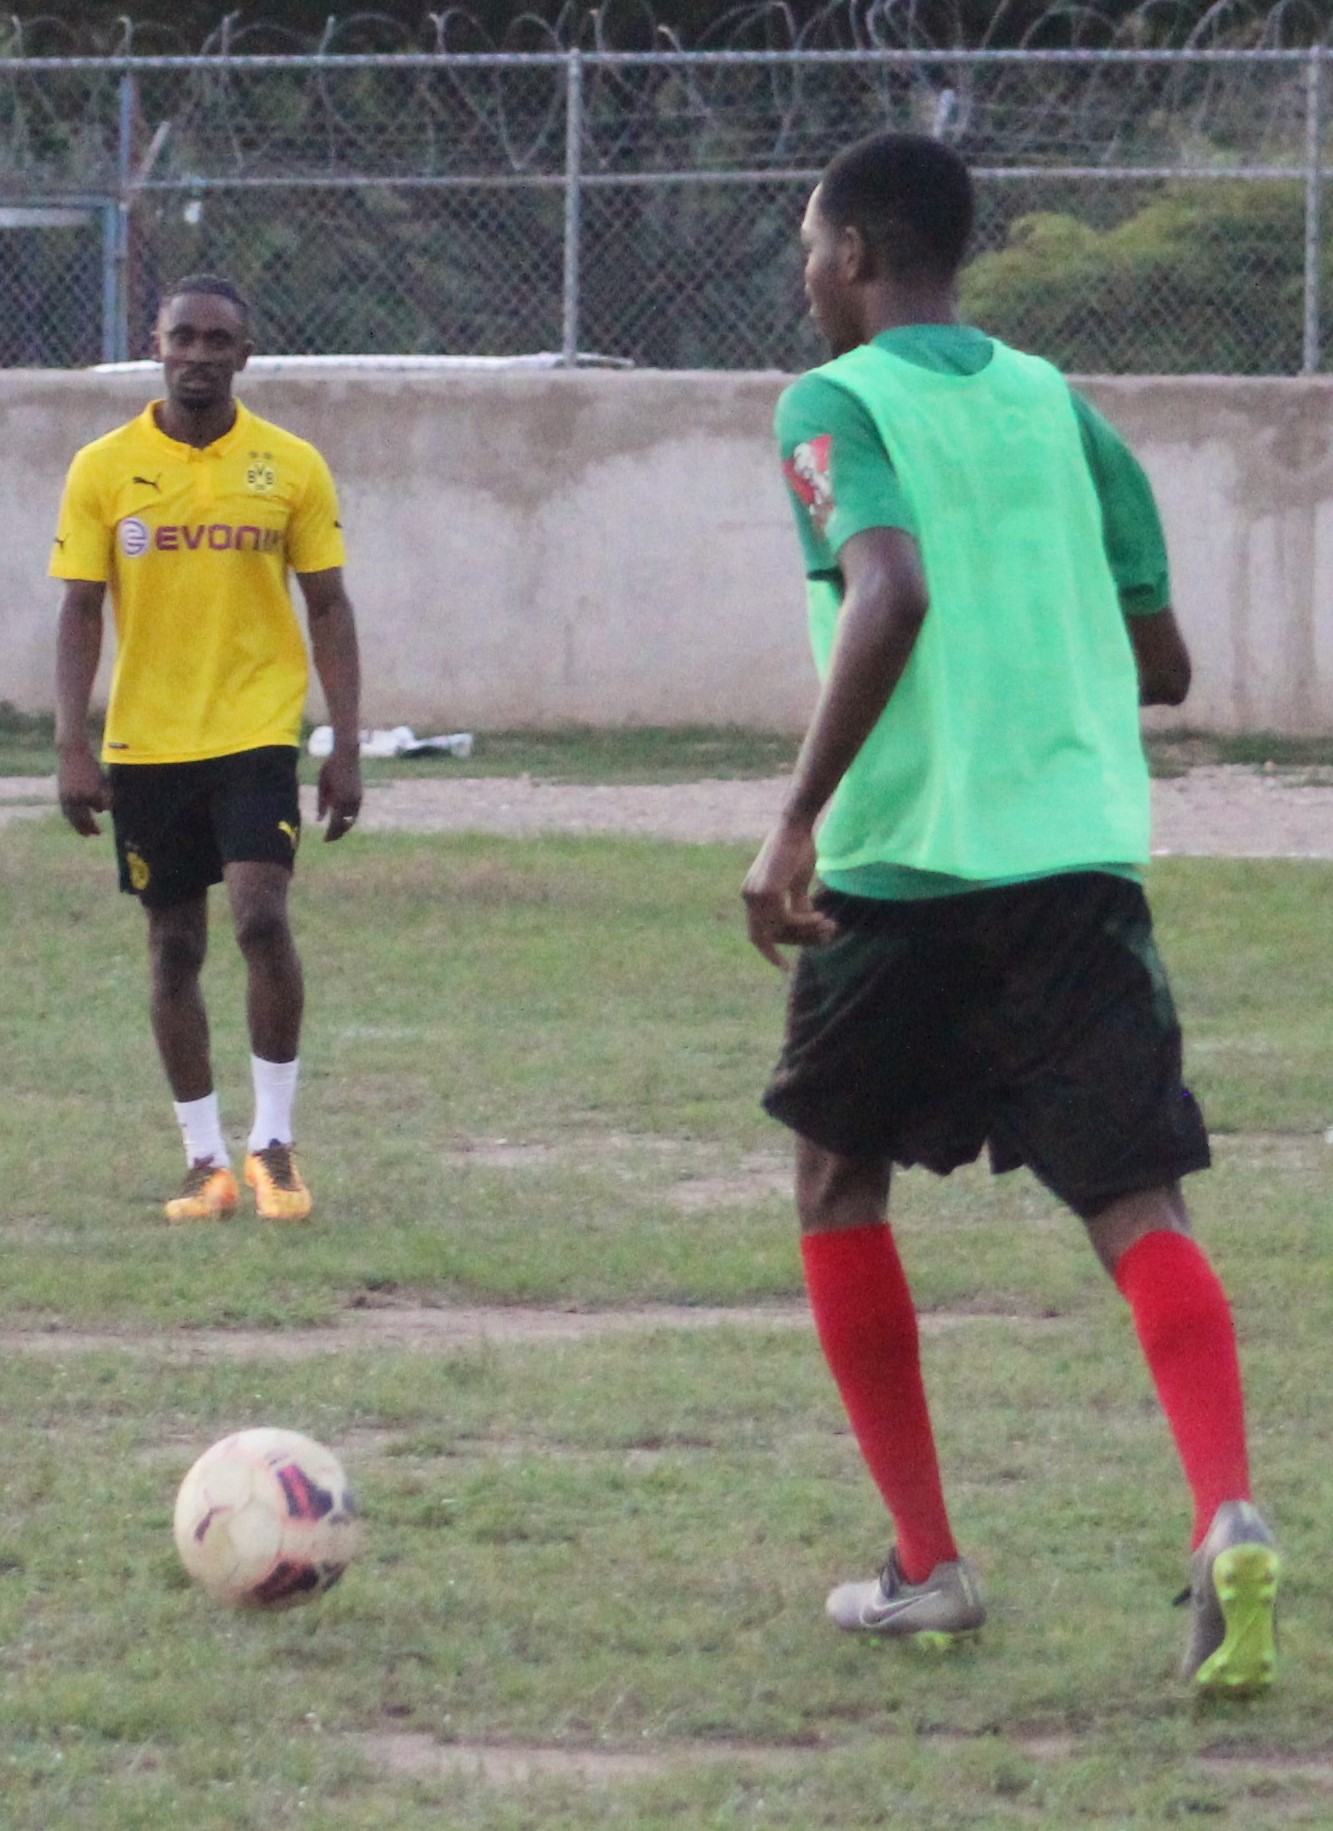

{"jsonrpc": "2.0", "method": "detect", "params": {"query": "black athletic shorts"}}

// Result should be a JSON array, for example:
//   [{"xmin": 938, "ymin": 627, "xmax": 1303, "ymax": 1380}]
[
  {"xmin": 108, "ymin": 746, "xmax": 301, "ymax": 909},
  {"xmin": 762, "ymin": 872, "xmax": 1210, "ymax": 1220}
]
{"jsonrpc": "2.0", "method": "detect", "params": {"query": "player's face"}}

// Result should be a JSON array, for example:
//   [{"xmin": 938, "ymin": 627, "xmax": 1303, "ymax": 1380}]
[
  {"xmin": 801, "ymin": 188, "xmax": 859, "ymax": 357},
  {"xmin": 154, "ymin": 292, "xmax": 252, "ymax": 413}
]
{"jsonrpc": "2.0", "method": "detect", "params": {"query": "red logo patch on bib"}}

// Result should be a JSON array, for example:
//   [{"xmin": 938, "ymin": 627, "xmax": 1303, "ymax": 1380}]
[{"xmin": 782, "ymin": 435, "xmax": 835, "ymax": 535}]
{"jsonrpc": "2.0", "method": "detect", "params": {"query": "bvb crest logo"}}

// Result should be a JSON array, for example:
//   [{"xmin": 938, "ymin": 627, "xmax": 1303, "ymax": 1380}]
[
  {"xmin": 126, "ymin": 848, "xmax": 151, "ymax": 892},
  {"xmin": 246, "ymin": 451, "xmax": 277, "ymax": 494}
]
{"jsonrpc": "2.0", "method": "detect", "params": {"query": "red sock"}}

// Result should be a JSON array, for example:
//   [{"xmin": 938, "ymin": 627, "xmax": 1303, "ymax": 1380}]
[
  {"xmin": 1114, "ymin": 1230, "xmax": 1251, "ymax": 1548},
  {"xmin": 801, "ymin": 1222, "xmax": 958, "ymax": 1583}
]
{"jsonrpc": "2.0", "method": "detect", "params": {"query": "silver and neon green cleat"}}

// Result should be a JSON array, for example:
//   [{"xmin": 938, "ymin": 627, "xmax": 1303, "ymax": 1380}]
[
  {"xmin": 826, "ymin": 1549, "xmax": 986, "ymax": 1644},
  {"xmin": 1181, "ymin": 1500, "xmax": 1280, "ymax": 1697}
]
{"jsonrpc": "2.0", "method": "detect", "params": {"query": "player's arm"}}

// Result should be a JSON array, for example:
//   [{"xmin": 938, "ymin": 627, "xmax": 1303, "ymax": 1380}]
[
  {"xmin": 744, "ymin": 376, "xmax": 921, "ymax": 967},
  {"xmin": 55, "ymin": 579, "xmax": 112, "ymax": 836},
  {"xmin": 742, "ymin": 527, "xmax": 929, "ymax": 967},
  {"xmin": 1127, "ymin": 608, "xmax": 1191, "ymax": 707},
  {"xmin": 288, "ymin": 450, "xmax": 362, "ymax": 842},
  {"xmin": 52, "ymin": 451, "xmax": 115, "ymax": 835},
  {"xmin": 297, "ymin": 566, "xmax": 362, "ymax": 842},
  {"xmin": 1071, "ymin": 391, "xmax": 1192, "ymax": 707}
]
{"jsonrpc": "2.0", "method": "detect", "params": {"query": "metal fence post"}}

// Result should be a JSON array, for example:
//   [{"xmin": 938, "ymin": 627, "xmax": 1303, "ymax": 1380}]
[
  {"xmin": 1303, "ymin": 48, "xmax": 1324, "ymax": 375},
  {"xmin": 99, "ymin": 199, "xmax": 120, "ymax": 364},
  {"xmin": 100, "ymin": 69, "xmax": 135, "ymax": 363},
  {"xmin": 561, "ymin": 48, "xmax": 583, "ymax": 367}
]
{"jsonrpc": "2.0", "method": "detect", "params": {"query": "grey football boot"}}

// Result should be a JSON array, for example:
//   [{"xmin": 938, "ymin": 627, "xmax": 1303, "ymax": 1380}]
[
  {"xmin": 826, "ymin": 1549, "xmax": 986, "ymax": 1644},
  {"xmin": 1180, "ymin": 1500, "xmax": 1280, "ymax": 1695}
]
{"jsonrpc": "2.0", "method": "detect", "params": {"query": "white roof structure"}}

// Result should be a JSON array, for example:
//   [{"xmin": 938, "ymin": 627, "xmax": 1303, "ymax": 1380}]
[{"xmin": 94, "ymin": 352, "xmax": 633, "ymax": 374}]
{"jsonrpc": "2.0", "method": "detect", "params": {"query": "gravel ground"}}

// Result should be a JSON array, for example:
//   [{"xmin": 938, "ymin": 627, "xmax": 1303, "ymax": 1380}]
[
  {"xmin": 6, "ymin": 764, "xmax": 1333, "ymax": 854},
  {"xmin": 323, "ymin": 766, "xmax": 1333, "ymax": 856}
]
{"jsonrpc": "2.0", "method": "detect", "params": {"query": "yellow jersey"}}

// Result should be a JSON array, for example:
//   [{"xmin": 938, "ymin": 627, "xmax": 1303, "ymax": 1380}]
[{"xmin": 51, "ymin": 400, "xmax": 347, "ymax": 765}]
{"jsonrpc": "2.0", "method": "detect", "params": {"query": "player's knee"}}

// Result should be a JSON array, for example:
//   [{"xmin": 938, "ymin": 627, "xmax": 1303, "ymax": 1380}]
[
  {"xmin": 233, "ymin": 903, "xmax": 292, "ymax": 961},
  {"xmin": 796, "ymin": 1168, "xmax": 842, "ymax": 1232},
  {"xmin": 150, "ymin": 925, "xmax": 207, "ymax": 988},
  {"xmin": 1085, "ymin": 1182, "xmax": 1191, "ymax": 1276},
  {"xmin": 795, "ymin": 1142, "xmax": 890, "ymax": 1232}
]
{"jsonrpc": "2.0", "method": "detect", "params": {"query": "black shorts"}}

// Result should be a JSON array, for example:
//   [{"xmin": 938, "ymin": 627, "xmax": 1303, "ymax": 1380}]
[
  {"xmin": 109, "ymin": 746, "xmax": 302, "ymax": 909},
  {"xmin": 762, "ymin": 872, "xmax": 1210, "ymax": 1220}
]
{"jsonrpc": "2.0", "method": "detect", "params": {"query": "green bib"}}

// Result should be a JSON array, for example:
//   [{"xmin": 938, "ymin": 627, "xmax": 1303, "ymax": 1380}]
[{"xmin": 810, "ymin": 338, "xmax": 1151, "ymax": 880}]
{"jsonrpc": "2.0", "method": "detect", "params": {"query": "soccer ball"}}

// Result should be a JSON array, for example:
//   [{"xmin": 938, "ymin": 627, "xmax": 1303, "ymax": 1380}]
[{"xmin": 173, "ymin": 1427, "xmax": 360, "ymax": 1609}]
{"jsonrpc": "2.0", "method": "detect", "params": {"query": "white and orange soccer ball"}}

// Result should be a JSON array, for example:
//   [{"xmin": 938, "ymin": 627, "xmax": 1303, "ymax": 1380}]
[{"xmin": 173, "ymin": 1427, "xmax": 360, "ymax": 1609}]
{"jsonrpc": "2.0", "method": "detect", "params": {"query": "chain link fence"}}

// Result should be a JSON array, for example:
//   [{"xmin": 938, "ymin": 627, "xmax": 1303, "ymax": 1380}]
[{"xmin": 0, "ymin": 4, "xmax": 1329, "ymax": 371}]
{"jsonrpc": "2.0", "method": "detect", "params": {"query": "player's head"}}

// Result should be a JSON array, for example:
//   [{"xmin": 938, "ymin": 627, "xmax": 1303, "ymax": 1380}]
[
  {"xmin": 153, "ymin": 274, "xmax": 253, "ymax": 411},
  {"xmin": 801, "ymin": 134, "xmax": 974, "ymax": 354}
]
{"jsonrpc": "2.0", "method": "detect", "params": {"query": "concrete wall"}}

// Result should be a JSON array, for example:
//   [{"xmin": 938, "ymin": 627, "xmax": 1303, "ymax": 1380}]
[
  {"xmin": 1078, "ymin": 378, "xmax": 1333, "ymax": 738},
  {"xmin": 5, "ymin": 368, "xmax": 1333, "ymax": 734}
]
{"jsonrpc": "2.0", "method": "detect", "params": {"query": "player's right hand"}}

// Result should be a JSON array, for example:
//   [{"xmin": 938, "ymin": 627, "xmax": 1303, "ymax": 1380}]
[
  {"xmin": 57, "ymin": 744, "xmax": 112, "ymax": 837},
  {"xmin": 742, "ymin": 816, "xmax": 838, "ymax": 969}
]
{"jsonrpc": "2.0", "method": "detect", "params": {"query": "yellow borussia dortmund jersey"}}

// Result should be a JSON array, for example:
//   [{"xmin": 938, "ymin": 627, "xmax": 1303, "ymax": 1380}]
[{"xmin": 51, "ymin": 400, "xmax": 346, "ymax": 764}]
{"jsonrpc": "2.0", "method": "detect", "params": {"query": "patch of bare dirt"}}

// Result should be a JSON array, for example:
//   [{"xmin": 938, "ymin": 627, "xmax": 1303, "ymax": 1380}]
[
  {"xmin": 0, "ymin": 1302, "xmax": 811, "ymax": 1359},
  {"xmin": 337, "ymin": 768, "xmax": 1333, "ymax": 854},
  {"xmin": 349, "ymin": 1731, "xmax": 814, "ymax": 1786},
  {"xmin": 356, "ymin": 1727, "xmax": 1333, "ymax": 1793},
  {"xmin": 667, "ymin": 1166, "xmax": 794, "ymax": 1212},
  {"xmin": 0, "ymin": 775, "xmax": 56, "ymax": 828},
  {"xmin": 0, "ymin": 1299, "xmax": 1072, "ymax": 1360},
  {"xmin": 1211, "ymin": 1131, "xmax": 1331, "ymax": 1172},
  {"xmin": 1196, "ymin": 1748, "xmax": 1333, "ymax": 1786},
  {"xmin": 12, "ymin": 765, "xmax": 1333, "ymax": 853},
  {"xmin": 1149, "ymin": 766, "xmax": 1333, "ymax": 859},
  {"xmin": 344, "ymin": 775, "xmax": 789, "ymax": 844},
  {"xmin": 440, "ymin": 1133, "xmax": 795, "ymax": 1211}
]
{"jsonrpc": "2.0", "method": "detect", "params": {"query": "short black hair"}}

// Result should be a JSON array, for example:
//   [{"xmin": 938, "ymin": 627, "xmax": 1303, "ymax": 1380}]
[
  {"xmin": 160, "ymin": 273, "xmax": 251, "ymax": 330},
  {"xmin": 818, "ymin": 134, "xmax": 974, "ymax": 281}
]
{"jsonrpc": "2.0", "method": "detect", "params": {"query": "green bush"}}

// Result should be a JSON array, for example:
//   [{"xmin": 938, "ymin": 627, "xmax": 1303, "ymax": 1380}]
[{"xmin": 963, "ymin": 179, "xmax": 1312, "ymax": 374}]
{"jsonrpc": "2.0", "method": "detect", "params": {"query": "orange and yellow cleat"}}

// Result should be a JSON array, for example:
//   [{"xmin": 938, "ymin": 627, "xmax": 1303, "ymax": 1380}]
[
  {"xmin": 245, "ymin": 1140, "xmax": 313, "ymax": 1222},
  {"xmin": 165, "ymin": 1160, "xmax": 239, "ymax": 1223}
]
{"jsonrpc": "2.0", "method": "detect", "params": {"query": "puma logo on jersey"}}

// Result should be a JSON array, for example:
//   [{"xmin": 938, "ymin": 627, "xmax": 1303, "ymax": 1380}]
[{"xmin": 132, "ymin": 474, "xmax": 163, "ymax": 492}]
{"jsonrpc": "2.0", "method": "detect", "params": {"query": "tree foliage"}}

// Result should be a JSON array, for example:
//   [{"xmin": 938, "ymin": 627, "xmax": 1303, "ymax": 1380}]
[{"xmin": 962, "ymin": 181, "xmax": 1311, "ymax": 374}]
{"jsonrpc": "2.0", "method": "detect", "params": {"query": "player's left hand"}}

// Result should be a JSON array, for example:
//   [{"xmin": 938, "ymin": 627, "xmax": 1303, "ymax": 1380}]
[
  {"xmin": 317, "ymin": 748, "xmax": 363, "ymax": 842},
  {"xmin": 57, "ymin": 741, "xmax": 113, "ymax": 838},
  {"xmin": 742, "ymin": 816, "xmax": 838, "ymax": 969}
]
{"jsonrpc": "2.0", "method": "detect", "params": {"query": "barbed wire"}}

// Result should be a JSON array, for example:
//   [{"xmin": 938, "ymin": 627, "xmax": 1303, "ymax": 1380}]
[
  {"xmin": 4, "ymin": 1, "xmax": 1333, "ymax": 59},
  {"xmin": 0, "ymin": 21, "xmax": 1321, "ymax": 191}
]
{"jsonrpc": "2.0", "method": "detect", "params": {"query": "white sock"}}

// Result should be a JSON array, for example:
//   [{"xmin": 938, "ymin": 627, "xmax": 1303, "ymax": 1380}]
[
  {"xmin": 173, "ymin": 1092, "xmax": 230, "ymax": 1168},
  {"xmin": 249, "ymin": 1055, "xmax": 300, "ymax": 1152}
]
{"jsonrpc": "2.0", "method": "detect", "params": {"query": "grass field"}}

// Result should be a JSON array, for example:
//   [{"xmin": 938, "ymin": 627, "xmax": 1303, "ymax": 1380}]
[{"xmin": 2, "ymin": 812, "xmax": 1332, "ymax": 1828}]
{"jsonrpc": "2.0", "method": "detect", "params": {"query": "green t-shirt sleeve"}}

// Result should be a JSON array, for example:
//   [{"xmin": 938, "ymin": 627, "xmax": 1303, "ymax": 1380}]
[
  {"xmin": 1070, "ymin": 391, "xmax": 1171, "ymax": 617},
  {"xmin": 775, "ymin": 372, "xmax": 916, "ymax": 576}
]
